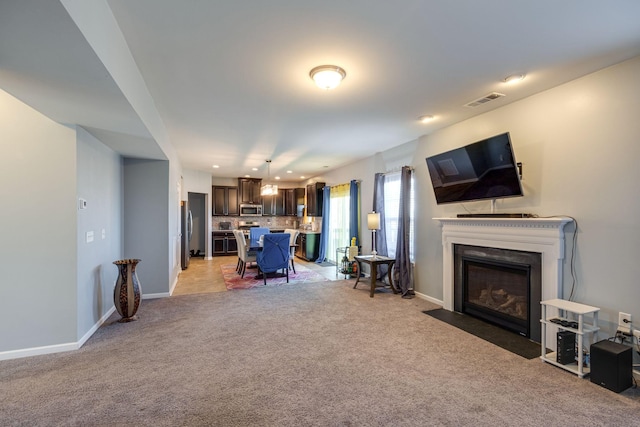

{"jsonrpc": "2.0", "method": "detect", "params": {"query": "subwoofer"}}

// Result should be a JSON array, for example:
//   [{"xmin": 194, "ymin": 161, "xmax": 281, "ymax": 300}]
[{"xmin": 590, "ymin": 339, "xmax": 632, "ymax": 393}]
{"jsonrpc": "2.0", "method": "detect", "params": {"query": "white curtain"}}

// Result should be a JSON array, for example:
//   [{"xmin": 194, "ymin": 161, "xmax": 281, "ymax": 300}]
[{"xmin": 327, "ymin": 183, "xmax": 350, "ymax": 263}]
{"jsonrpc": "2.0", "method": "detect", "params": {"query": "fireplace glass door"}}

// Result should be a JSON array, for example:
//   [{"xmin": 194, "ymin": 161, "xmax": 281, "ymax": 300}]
[{"xmin": 462, "ymin": 259, "xmax": 531, "ymax": 337}]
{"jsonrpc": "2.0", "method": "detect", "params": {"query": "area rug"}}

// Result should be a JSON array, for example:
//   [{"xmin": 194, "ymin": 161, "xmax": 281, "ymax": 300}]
[
  {"xmin": 423, "ymin": 308, "xmax": 543, "ymax": 359},
  {"xmin": 222, "ymin": 262, "xmax": 329, "ymax": 290}
]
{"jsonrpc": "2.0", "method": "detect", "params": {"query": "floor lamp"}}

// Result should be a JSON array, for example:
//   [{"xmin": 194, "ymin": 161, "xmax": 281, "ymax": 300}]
[{"xmin": 368, "ymin": 212, "xmax": 380, "ymax": 258}]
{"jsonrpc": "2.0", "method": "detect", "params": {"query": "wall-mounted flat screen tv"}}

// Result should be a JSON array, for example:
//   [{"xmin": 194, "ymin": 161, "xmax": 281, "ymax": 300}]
[{"xmin": 425, "ymin": 132, "xmax": 523, "ymax": 205}]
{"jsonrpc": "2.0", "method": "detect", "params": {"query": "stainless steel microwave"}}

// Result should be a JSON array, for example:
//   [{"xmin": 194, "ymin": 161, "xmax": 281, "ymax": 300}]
[{"xmin": 239, "ymin": 204, "xmax": 263, "ymax": 216}]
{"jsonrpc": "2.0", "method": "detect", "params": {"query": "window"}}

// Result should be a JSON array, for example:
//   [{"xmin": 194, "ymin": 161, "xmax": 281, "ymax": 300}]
[{"xmin": 382, "ymin": 171, "xmax": 414, "ymax": 261}]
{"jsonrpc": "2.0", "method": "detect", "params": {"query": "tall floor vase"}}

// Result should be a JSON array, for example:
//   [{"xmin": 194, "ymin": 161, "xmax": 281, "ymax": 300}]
[{"xmin": 113, "ymin": 258, "xmax": 142, "ymax": 322}]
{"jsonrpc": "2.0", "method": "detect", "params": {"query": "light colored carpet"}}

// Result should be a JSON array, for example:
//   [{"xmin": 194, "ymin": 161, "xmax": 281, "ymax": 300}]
[
  {"xmin": 0, "ymin": 280, "xmax": 638, "ymax": 426},
  {"xmin": 222, "ymin": 262, "xmax": 328, "ymax": 290}
]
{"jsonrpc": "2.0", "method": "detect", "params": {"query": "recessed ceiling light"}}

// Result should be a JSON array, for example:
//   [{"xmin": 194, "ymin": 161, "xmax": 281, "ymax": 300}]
[
  {"xmin": 252, "ymin": 167, "xmax": 258, "ymax": 171},
  {"xmin": 244, "ymin": 174, "xmax": 251, "ymax": 178},
  {"xmin": 419, "ymin": 115, "xmax": 435, "ymax": 123},
  {"xmin": 309, "ymin": 65, "xmax": 346, "ymax": 90},
  {"xmin": 286, "ymin": 170, "xmax": 292, "ymax": 174},
  {"xmin": 300, "ymin": 176, "xmax": 306, "ymax": 179},
  {"xmin": 503, "ymin": 74, "xmax": 526, "ymax": 84},
  {"xmin": 275, "ymin": 176, "xmax": 280, "ymax": 180},
  {"xmin": 212, "ymin": 165, "xmax": 219, "ymax": 168}
]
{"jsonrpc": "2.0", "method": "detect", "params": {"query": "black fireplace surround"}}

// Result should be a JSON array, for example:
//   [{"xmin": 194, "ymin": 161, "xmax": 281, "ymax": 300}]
[{"xmin": 454, "ymin": 244, "xmax": 542, "ymax": 342}]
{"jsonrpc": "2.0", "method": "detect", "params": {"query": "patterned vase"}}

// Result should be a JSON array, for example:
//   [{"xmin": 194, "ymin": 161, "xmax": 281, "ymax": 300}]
[{"xmin": 113, "ymin": 259, "xmax": 142, "ymax": 322}]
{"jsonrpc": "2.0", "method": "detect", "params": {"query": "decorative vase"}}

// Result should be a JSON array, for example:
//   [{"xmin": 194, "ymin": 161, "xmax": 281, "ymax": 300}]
[{"xmin": 113, "ymin": 258, "xmax": 142, "ymax": 322}]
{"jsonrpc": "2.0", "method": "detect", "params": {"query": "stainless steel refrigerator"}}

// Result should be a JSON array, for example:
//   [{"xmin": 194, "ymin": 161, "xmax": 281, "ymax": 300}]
[{"xmin": 180, "ymin": 201, "xmax": 192, "ymax": 270}]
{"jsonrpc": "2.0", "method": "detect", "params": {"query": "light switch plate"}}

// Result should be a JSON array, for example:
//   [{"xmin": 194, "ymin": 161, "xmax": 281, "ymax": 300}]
[{"xmin": 86, "ymin": 231, "xmax": 94, "ymax": 243}]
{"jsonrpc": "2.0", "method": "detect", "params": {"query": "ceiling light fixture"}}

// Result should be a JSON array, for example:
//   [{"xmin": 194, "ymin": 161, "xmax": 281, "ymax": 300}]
[
  {"xmin": 419, "ymin": 115, "xmax": 435, "ymax": 123},
  {"xmin": 503, "ymin": 74, "xmax": 526, "ymax": 84},
  {"xmin": 309, "ymin": 65, "xmax": 346, "ymax": 90},
  {"xmin": 212, "ymin": 165, "xmax": 219, "ymax": 168},
  {"xmin": 260, "ymin": 160, "xmax": 278, "ymax": 196}
]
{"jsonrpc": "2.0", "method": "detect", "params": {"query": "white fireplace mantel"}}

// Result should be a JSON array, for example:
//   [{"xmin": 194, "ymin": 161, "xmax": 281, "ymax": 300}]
[{"xmin": 435, "ymin": 217, "xmax": 574, "ymax": 312}]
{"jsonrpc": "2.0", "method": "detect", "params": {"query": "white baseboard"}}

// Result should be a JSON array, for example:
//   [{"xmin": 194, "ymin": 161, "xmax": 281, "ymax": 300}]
[
  {"xmin": 169, "ymin": 274, "xmax": 179, "ymax": 295},
  {"xmin": 0, "ymin": 341, "xmax": 79, "ymax": 361},
  {"xmin": 414, "ymin": 291, "xmax": 443, "ymax": 307},
  {"xmin": 0, "ymin": 306, "xmax": 116, "ymax": 362},
  {"xmin": 77, "ymin": 306, "xmax": 116, "ymax": 348},
  {"xmin": 143, "ymin": 292, "xmax": 170, "ymax": 299}
]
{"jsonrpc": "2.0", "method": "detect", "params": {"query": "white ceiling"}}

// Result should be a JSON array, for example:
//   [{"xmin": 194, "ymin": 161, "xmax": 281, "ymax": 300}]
[{"xmin": 2, "ymin": 0, "xmax": 640, "ymax": 181}]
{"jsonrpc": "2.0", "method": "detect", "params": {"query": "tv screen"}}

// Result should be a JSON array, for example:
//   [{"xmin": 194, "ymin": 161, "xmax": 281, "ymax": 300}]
[{"xmin": 425, "ymin": 132, "xmax": 523, "ymax": 205}]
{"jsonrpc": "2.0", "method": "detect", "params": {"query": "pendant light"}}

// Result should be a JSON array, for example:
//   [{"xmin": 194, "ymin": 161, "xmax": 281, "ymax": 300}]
[{"xmin": 260, "ymin": 160, "xmax": 278, "ymax": 196}]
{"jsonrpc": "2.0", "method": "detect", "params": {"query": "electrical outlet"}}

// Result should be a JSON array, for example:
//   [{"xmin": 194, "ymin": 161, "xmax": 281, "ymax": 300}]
[{"xmin": 618, "ymin": 312, "xmax": 632, "ymax": 334}]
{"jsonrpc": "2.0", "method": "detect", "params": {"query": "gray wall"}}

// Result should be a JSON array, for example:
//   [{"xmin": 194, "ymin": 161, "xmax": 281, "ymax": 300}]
[
  {"xmin": 123, "ymin": 158, "xmax": 170, "ymax": 297},
  {"xmin": 321, "ymin": 55, "xmax": 640, "ymax": 336},
  {"xmin": 76, "ymin": 127, "xmax": 122, "ymax": 340},
  {"xmin": 0, "ymin": 89, "xmax": 77, "ymax": 353}
]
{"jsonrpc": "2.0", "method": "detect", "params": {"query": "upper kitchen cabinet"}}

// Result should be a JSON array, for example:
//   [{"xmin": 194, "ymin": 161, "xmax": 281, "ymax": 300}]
[
  {"xmin": 283, "ymin": 188, "xmax": 304, "ymax": 216},
  {"xmin": 306, "ymin": 182, "xmax": 325, "ymax": 217},
  {"xmin": 212, "ymin": 186, "xmax": 238, "ymax": 216},
  {"xmin": 262, "ymin": 191, "xmax": 284, "ymax": 216},
  {"xmin": 238, "ymin": 178, "xmax": 262, "ymax": 204},
  {"xmin": 263, "ymin": 188, "xmax": 304, "ymax": 216}
]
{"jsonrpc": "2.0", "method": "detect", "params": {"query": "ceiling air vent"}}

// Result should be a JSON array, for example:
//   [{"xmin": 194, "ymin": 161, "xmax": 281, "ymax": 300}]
[{"xmin": 464, "ymin": 92, "xmax": 505, "ymax": 108}]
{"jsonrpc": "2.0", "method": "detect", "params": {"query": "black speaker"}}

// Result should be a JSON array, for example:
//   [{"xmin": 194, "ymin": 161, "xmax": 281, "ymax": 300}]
[
  {"xmin": 557, "ymin": 330, "xmax": 576, "ymax": 364},
  {"xmin": 590, "ymin": 339, "xmax": 632, "ymax": 393}
]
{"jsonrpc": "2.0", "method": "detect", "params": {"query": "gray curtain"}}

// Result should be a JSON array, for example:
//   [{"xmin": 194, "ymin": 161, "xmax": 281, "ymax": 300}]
[
  {"xmin": 394, "ymin": 166, "xmax": 414, "ymax": 297},
  {"xmin": 372, "ymin": 173, "xmax": 389, "ymax": 279}
]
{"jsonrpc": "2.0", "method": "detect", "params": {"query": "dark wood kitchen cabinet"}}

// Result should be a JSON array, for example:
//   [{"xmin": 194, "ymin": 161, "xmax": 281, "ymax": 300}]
[
  {"xmin": 212, "ymin": 231, "xmax": 238, "ymax": 256},
  {"xmin": 212, "ymin": 186, "xmax": 238, "ymax": 216},
  {"xmin": 238, "ymin": 178, "xmax": 262, "ymax": 204},
  {"xmin": 283, "ymin": 188, "xmax": 305, "ymax": 216},
  {"xmin": 305, "ymin": 182, "xmax": 325, "ymax": 217},
  {"xmin": 262, "ymin": 191, "xmax": 285, "ymax": 216}
]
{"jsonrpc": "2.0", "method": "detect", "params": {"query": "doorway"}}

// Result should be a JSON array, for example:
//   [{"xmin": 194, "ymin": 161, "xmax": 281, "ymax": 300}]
[{"xmin": 188, "ymin": 192, "xmax": 207, "ymax": 258}]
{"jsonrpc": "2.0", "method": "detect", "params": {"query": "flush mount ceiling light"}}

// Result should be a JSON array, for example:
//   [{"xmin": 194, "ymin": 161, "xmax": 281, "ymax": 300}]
[
  {"xmin": 309, "ymin": 65, "xmax": 346, "ymax": 90},
  {"xmin": 419, "ymin": 115, "xmax": 435, "ymax": 123},
  {"xmin": 260, "ymin": 160, "xmax": 278, "ymax": 196},
  {"xmin": 503, "ymin": 73, "xmax": 526, "ymax": 84}
]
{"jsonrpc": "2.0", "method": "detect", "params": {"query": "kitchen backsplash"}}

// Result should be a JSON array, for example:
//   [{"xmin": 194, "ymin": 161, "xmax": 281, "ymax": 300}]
[{"xmin": 212, "ymin": 216, "xmax": 321, "ymax": 231}]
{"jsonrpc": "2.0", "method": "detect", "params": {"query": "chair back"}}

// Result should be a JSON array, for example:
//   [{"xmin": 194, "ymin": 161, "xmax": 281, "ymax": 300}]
[
  {"xmin": 257, "ymin": 233, "xmax": 290, "ymax": 273},
  {"xmin": 284, "ymin": 229, "xmax": 300, "ymax": 256},
  {"xmin": 249, "ymin": 227, "xmax": 270, "ymax": 247},
  {"xmin": 233, "ymin": 230, "xmax": 247, "ymax": 261}
]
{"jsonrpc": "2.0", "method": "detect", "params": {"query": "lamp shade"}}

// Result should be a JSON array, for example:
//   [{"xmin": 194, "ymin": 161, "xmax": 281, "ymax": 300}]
[{"xmin": 367, "ymin": 212, "xmax": 380, "ymax": 230}]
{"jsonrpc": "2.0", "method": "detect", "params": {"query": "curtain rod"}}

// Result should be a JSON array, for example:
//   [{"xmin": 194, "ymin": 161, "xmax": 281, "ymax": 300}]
[
  {"xmin": 328, "ymin": 180, "xmax": 360, "ymax": 189},
  {"xmin": 381, "ymin": 166, "xmax": 415, "ymax": 176}
]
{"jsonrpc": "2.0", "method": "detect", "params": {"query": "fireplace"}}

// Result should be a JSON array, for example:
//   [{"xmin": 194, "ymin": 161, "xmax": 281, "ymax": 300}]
[
  {"xmin": 454, "ymin": 244, "xmax": 541, "ymax": 342},
  {"xmin": 436, "ymin": 217, "xmax": 574, "ymax": 349}
]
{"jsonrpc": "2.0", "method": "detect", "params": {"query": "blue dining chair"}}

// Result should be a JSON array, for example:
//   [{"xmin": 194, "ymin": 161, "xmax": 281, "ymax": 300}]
[
  {"xmin": 249, "ymin": 227, "xmax": 270, "ymax": 248},
  {"xmin": 256, "ymin": 233, "xmax": 290, "ymax": 285}
]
